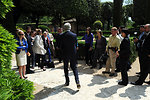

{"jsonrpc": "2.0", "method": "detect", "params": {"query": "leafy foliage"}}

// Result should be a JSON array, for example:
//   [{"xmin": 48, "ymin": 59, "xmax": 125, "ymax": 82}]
[
  {"xmin": 0, "ymin": 25, "xmax": 35, "ymax": 99},
  {"xmin": 0, "ymin": 0, "xmax": 14, "ymax": 18},
  {"xmin": 0, "ymin": 68, "xmax": 34, "ymax": 100},
  {"xmin": 0, "ymin": 25, "xmax": 17, "ymax": 69}
]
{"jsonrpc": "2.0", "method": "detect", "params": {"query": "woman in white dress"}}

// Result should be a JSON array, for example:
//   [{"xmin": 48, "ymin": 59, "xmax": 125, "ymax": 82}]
[{"xmin": 16, "ymin": 30, "xmax": 28, "ymax": 79}]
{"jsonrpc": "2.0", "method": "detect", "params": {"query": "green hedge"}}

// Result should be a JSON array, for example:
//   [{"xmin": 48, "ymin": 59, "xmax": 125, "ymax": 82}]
[
  {"xmin": 38, "ymin": 25, "xmax": 50, "ymax": 32},
  {"xmin": 0, "ymin": 25, "xmax": 34, "ymax": 100}
]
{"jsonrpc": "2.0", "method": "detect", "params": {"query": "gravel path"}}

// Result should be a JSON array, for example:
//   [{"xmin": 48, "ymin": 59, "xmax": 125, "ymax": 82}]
[{"xmin": 11, "ymin": 54, "xmax": 150, "ymax": 100}]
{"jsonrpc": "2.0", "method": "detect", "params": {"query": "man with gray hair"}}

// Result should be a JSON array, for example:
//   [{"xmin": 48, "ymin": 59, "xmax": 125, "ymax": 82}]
[{"xmin": 60, "ymin": 23, "xmax": 81, "ymax": 89}]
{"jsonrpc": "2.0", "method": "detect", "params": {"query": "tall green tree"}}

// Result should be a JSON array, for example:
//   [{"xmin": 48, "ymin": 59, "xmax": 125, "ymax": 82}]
[
  {"xmin": 113, "ymin": 0, "xmax": 124, "ymax": 28},
  {"xmin": 101, "ymin": 2, "xmax": 113, "ymax": 30}
]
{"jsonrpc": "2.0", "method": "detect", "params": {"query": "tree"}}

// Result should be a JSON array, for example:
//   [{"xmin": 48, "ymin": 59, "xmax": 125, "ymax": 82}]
[
  {"xmin": 122, "ymin": 4, "xmax": 133, "ymax": 26},
  {"xmin": 113, "ymin": 0, "xmax": 124, "ymax": 28},
  {"xmin": 133, "ymin": 0, "xmax": 150, "ymax": 26},
  {"xmin": 101, "ymin": 2, "xmax": 113, "ymax": 30}
]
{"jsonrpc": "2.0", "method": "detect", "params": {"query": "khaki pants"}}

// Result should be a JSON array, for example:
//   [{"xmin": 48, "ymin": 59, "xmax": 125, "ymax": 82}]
[{"xmin": 105, "ymin": 49, "xmax": 117, "ymax": 73}]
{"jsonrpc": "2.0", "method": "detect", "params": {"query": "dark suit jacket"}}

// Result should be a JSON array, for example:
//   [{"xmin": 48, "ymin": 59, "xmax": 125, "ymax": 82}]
[
  {"xmin": 25, "ymin": 32, "xmax": 32, "ymax": 52},
  {"xmin": 142, "ymin": 32, "xmax": 150, "ymax": 57},
  {"xmin": 42, "ymin": 35, "xmax": 50, "ymax": 50},
  {"xmin": 119, "ymin": 37, "xmax": 131, "ymax": 60},
  {"xmin": 55, "ymin": 33, "xmax": 62, "ymax": 48},
  {"xmin": 60, "ymin": 31, "xmax": 77, "ymax": 57}
]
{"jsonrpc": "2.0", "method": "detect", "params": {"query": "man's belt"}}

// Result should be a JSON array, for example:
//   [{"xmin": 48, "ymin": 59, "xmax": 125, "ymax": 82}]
[{"xmin": 108, "ymin": 47, "xmax": 118, "ymax": 52}]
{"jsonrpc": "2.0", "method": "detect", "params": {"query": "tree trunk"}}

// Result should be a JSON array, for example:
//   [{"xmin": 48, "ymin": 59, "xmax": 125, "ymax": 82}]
[
  {"xmin": 36, "ymin": 15, "xmax": 40, "ymax": 28},
  {"xmin": 76, "ymin": 17, "xmax": 79, "ymax": 35},
  {"xmin": 145, "ymin": 0, "xmax": 150, "ymax": 23},
  {"xmin": 113, "ymin": 0, "xmax": 123, "ymax": 28},
  {"xmin": 59, "ymin": 14, "xmax": 62, "ymax": 27},
  {"xmin": 107, "ymin": 20, "xmax": 110, "ymax": 30}
]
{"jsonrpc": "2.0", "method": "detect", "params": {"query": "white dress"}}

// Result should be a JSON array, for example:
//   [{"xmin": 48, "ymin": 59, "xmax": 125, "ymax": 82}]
[{"xmin": 16, "ymin": 40, "xmax": 27, "ymax": 66}]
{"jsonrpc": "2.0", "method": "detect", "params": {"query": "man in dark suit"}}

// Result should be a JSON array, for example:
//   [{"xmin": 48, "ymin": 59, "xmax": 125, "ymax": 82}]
[
  {"xmin": 134, "ymin": 25, "xmax": 146, "ymax": 76},
  {"xmin": 25, "ymin": 26, "xmax": 34, "ymax": 74},
  {"xmin": 131, "ymin": 24, "xmax": 150, "ymax": 85},
  {"xmin": 117, "ymin": 28, "xmax": 131, "ymax": 86},
  {"xmin": 60, "ymin": 23, "xmax": 81, "ymax": 89}
]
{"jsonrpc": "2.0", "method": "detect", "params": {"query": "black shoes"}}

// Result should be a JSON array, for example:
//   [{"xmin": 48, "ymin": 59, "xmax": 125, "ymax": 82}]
[
  {"xmin": 102, "ymin": 71, "xmax": 111, "ymax": 74},
  {"xmin": 90, "ymin": 66, "xmax": 96, "ymax": 69},
  {"xmin": 118, "ymin": 81, "xmax": 127, "ymax": 86},
  {"xmin": 115, "ymin": 69, "xmax": 121, "ymax": 72},
  {"xmin": 64, "ymin": 83, "xmax": 81, "ymax": 89},
  {"xmin": 130, "ymin": 82, "xmax": 142, "ymax": 85},
  {"xmin": 64, "ymin": 82, "xmax": 69, "ymax": 86},
  {"xmin": 144, "ymin": 81, "xmax": 150, "ymax": 85},
  {"xmin": 77, "ymin": 84, "xmax": 81, "ymax": 89},
  {"xmin": 109, "ymin": 73, "xmax": 117, "ymax": 77},
  {"xmin": 136, "ymin": 72, "xmax": 141, "ymax": 75},
  {"xmin": 26, "ymin": 70, "xmax": 34, "ymax": 74}
]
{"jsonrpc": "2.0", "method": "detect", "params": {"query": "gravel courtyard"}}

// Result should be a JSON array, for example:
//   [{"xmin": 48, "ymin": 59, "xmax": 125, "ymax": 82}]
[{"xmin": 11, "ymin": 54, "xmax": 150, "ymax": 100}]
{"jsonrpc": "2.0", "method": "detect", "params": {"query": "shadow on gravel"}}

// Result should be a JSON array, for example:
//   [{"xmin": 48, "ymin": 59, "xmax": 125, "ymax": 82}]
[
  {"xmin": 34, "ymin": 84, "xmax": 79, "ymax": 100},
  {"xmin": 119, "ymin": 85, "xmax": 148, "ymax": 100},
  {"xmin": 88, "ymin": 75, "xmax": 109, "ymax": 86},
  {"xmin": 95, "ymin": 85, "xmax": 123, "ymax": 98},
  {"xmin": 128, "ymin": 75, "xmax": 139, "ymax": 82}
]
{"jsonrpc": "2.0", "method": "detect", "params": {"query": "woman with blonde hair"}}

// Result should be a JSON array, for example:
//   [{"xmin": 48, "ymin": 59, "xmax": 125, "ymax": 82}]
[{"xmin": 16, "ymin": 30, "xmax": 28, "ymax": 79}]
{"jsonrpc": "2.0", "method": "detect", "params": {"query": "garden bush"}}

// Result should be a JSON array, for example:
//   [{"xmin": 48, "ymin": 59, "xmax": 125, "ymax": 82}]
[
  {"xmin": 0, "ymin": 68, "xmax": 34, "ymax": 100},
  {"xmin": 0, "ymin": 25, "xmax": 17, "ymax": 69},
  {"xmin": 38, "ymin": 25, "xmax": 50, "ymax": 32},
  {"xmin": 93, "ymin": 20, "xmax": 103, "ymax": 30},
  {"xmin": 0, "ymin": 25, "xmax": 34, "ymax": 100}
]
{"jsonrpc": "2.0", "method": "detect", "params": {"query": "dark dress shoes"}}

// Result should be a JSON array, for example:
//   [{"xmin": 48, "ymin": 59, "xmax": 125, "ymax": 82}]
[
  {"xmin": 64, "ymin": 83, "xmax": 69, "ymax": 86},
  {"xmin": 102, "ymin": 71, "xmax": 111, "ymax": 74},
  {"xmin": 130, "ymin": 82, "xmax": 142, "ymax": 85},
  {"xmin": 90, "ymin": 66, "xmax": 96, "ymax": 69},
  {"xmin": 118, "ymin": 81, "xmax": 127, "ymax": 86},
  {"xmin": 136, "ymin": 72, "xmax": 141, "ymax": 75},
  {"xmin": 26, "ymin": 70, "xmax": 34, "ymax": 74},
  {"xmin": 144, "ymin": 81, "xmax": 150, "ymax": 85},
  {"xmin": 115, "ymin": 69, "xmax": 121, "ymax": 72},
  {"xmin": 109, "ymin": 73, "xmax": 117, "ymax": 77}
]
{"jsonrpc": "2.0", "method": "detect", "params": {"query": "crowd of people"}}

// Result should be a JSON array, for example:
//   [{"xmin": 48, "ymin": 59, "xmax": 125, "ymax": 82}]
[{"xmin": 15, "ymin": 23, "xmax": 150, "ymax": 89}]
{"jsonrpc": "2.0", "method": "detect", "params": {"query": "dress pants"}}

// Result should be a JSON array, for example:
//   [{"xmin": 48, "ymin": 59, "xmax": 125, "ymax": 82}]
[
  {"xmin": 119, "ymin": 58, "xmax": 129, "ymax": 84},
  {"xmin": 26, "ymin": 55, "xmax": 31, "ymax": 72},
  {"xmin": 31, "ymin": 51, "xmax": 35, "ymax": 68},
  {"xmin": 63, "ymin": 56, "xmax": 80, "ymax": 84},
  {"xmin": 92, "ymin": 48, "xmax": 104, "ymax": 68},
  {"xmin": 105, "ymin": 49, "xmax": 117, "ymax": 73},
  {"xmin": 136, "ymin": 56, "xmax": 150, "ymax": 84},
  {"xmin": 56, "ymin": 49, "xmax": 62, "ymax": 62},
  {"xmin": 37, "ymin": 54, "xmax": 45, "ymax": 69},
  {"xmin": 85, "ymin": 43, "xmax": 92, "ymax": 65}
]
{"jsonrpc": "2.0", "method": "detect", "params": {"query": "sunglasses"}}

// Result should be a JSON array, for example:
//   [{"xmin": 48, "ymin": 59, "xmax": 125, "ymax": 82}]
[{"xmin": 19, "ymin": 34, "xmax": 24, "ymax": 36}]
